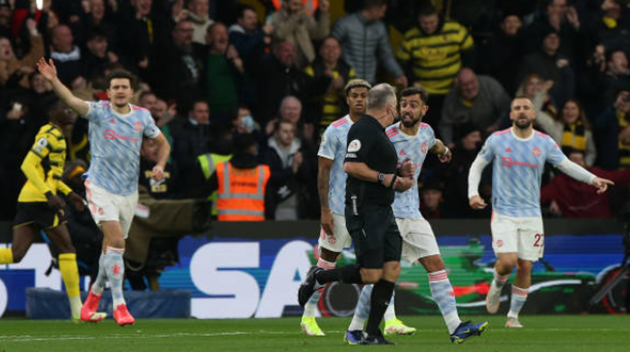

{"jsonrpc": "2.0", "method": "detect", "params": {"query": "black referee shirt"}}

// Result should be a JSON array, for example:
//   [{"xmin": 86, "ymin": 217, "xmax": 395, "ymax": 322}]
[{"xmin": 344, "ymin": 114, "xmax": 398, "ymax": 208}]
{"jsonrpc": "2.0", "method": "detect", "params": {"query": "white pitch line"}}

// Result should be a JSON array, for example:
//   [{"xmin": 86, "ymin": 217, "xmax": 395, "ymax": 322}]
[
  {"xmin": 2, "ymin": 327, "xmax": 630, "ymax": 343},
  {"xmin": 0, "ymin": 332, "xmax": 250, "ymax": 343}
]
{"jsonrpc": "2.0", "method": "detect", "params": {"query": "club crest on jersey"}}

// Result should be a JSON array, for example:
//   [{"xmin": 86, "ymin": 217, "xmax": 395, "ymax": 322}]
[
  {"xmin": 109, "ymin": 119, "xmax": 115, "ymax": 124},
  {"xmin": 134, "ymin": 121, "xmax": 143, "ymax": 132},
  {"xmin": 421, "ymin": 142, "xmax": 428, "ymax": 154},
  {"xmin": 348, "ymin": 139, "xmax": 361, "ymax": 152},
  {"xmin": 532, "ymin": 147, "xmax": 541, "ymax": 157}
]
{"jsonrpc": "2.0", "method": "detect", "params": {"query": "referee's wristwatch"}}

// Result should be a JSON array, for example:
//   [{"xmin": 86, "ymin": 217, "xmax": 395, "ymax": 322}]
[{"xmin": 378, "ymin": 172, "xmax": 385, "ymax": 185}]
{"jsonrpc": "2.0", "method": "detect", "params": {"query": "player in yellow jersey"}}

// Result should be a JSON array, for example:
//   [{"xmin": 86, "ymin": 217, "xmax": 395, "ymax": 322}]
[{"xmin": 0, "ymin": 102, "xmax": 105, "ymax": 322}]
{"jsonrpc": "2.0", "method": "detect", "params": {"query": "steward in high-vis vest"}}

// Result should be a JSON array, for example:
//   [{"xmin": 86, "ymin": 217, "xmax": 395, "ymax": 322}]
[
  {"xmin": 198, "ymin": 152, "xmax": 232, "ymax": 216},
  {"xmin": 201, "ymin": 133, "xmax": 270, "ymax": 221}
]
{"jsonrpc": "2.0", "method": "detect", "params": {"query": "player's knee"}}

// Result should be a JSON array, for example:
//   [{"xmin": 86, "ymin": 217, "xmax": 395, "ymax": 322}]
[
  {"xmin": 516, "ymin": 259, "xmax": 533, "ymax": 273},
  {"xmin": 319, "ymin": 247, "xmax": 339, "ymax": 262},
  {"xmin": 360, "ymin": 270, "xmax": 382, "ymax": 284},
  {"xmin": 108, "ymin": 237, "xmax": 125, "ymax": 249},
  {"xmin": 11, "ymin": 248, "xmax": 25, "ymax": 263},
  {"xmin": 420, "ymin": 255, "xmax": 445, "ymax": 272}
]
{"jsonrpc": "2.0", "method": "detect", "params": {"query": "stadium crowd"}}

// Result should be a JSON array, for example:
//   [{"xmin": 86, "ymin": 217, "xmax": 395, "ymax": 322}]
[{"xmin": 2, "ymin": 0, "xmax": 630, "ymax": 223}]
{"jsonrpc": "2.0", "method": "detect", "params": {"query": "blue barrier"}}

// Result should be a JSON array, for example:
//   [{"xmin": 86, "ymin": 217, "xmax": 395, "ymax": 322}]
[{"xmin": 26, "ymin": 288, "xmax": 191, "ymax": 319}]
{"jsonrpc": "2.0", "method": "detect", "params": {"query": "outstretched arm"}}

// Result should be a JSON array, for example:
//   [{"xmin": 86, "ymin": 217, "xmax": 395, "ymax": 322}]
[
  {"xmin": 37, "ymin": 58, "xmax": 89, "ymax": 116},
  {"xmin": 555, "ymin": 159, "xmax": 614, "ymax": 194}
]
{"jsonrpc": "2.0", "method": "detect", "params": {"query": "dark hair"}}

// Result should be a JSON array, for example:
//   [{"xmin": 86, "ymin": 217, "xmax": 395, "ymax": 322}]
[
  {"xmin": 274, "ymin": 118, "xmax": 294, "ymax": 133},
  {"xmin": 400, "ymin": 87, "xmax": 429, "ymax": 104},
  {"xmin": 233, "ymin": 132, "xmax": 257, "ymax": 154},
  {"xmin": 606, "ymin": 48, "xmax": 627, "ymax": 63},
  {"xmin": 86, "ymin": 29, "xmax": 107, "ymax": 42},
  {"xmin": 190, "ymin": 99, "xmax": 209, "ymax": 113},
  {"xmin": 206, "ymin": 21, "xmax": 227, "ymax": 35},
  {"xmin": 106, "ymin": 69, "xmax": 136, "ymax": 89},
  {"xmin": 138, "ymin": 90, "xmax": 156, "ymax": 102},
  {"xmin": 237, "ymin": 4, "xmax": 256, "ymax": 19},
  {"xmin": 418, "ymin": 4, "xmax": 438, "ymax": 18},
  {"xmin": 362, "ymin": 0, "xmax": 387, "ymax": 10}
]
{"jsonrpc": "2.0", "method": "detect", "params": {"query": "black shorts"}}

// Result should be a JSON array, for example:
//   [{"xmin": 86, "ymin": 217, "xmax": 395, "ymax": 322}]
[
  {"xmin": 345, "ymin": 204, "xmax": 402, "ymax": 269},
  {"xmin": 13, "ymin": 202, "xmax": 67, "ymax": 230}
]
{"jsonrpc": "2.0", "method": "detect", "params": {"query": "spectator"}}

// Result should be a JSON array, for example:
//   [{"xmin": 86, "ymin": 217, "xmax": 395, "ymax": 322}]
[
  {"xmin": 203, "ymin": 22, "xmax": 244, "ymax": 122},
  {"xmin": 153, "ymin": 19, "xmax": 204, "ymax": 109},
  {"xmin": 118, "ymin": 0, "xmax": 167, "ymax": 77},
  {"xmin": 516, "ymin": 73, "xmax": 557, "ymax": 118},
  {"xmin": 0, "ymin": 19, "xmax": 43, "ymax": 89},
  {"xmin": 602, "ymin": 48, "xmax": 630, "ymax": 105},
  {"xmin": 262, "ymin": 119, "xmax": 314, "ymax": 220},
  {"xmin": 0, "ymin": 0, "xmax": 11, "ymax": 39},
  {"xmin": 82, "ymin": 30, "xmax": 119, "ymax": 82},
  {"xmin": 305, "ymin": 36, "xmax": 355, "ymax": 132},
  {"xmin": 419, "ymin": 179, "xmax": 446, "ymax": 220},
  {"xmin": 170, "ymin": 100, "xmax": 212, "ymax": 198},
  {"xmin": 397, "ymin": 3, "xmax": 474, "ymax": 120},
  {"xmin": 595, "ymin": 0, "xmax": 630, "ymax": 50},
  {"xmin": 50, "ymin": 24, "xmax": 84, "ymax": 86},
  {"xmin": 535, "ymin": 99, "xmax": 597, "ymax": 166},
  {"xmin": 332, "ymin": 0, "xmax": 407, "ymax": 86},
  {"xmin": 229, "ymin": 4, "xmax": 273, "ymax": 74},
  {"xmin": 522, "ymin": 0, "xmax": 583, "ymax": 61},
  {"xmin": 518, "ymin": 29, "xmax": 574, "ymax": 107},
  {"xmin": 541, "ymin": 150, "xmax": 630, "ymax": 218},
  {"xmin": 140, "ymin": 138, "xmax": 176, "ymax": 199},
  {"xmin": 71, "ymin": 0, "xmax": 117, "ymax": 49},
  {"xmin": 186, "ymin": 0, "xmax": 214, "ymax": 45},
  {"xmin": 266, "ymin": 96, "xmax": 315, "ymax": 144},
  {"xmin": 594, "ymin": 90, "xmax": 630, "ymax": 170},
  {"xmin": 440, "ymin": 68, "xmax": 511, "ymax": 146},
  {"xmin": 441, "ymin": 122, "xmax": 490, "ymax": 218},
  {"xmin": 270, "ymin": 0, "xmax": 330, "ymax": 69},
  {"xmin": 257, "ymin": 41, "xmax": 311, "ymax": 124},
  {"xmin": 204, "ymin": 133, "xmax": 270, "ymax": 221},
  {"xmin": 479, "ymin": 13, "xmax": 524, "ymax": 95}
]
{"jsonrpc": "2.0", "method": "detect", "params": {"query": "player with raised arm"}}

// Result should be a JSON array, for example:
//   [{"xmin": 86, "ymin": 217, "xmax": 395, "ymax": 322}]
[
  {"xmin": 344, "ymin": 87, "xmax": 488, "ymax": 344},
  {"xmin": 0, "ymin": 102, "xmax": 106, "ymax": 322},
  {"xmin": 37, "ymin": 58, "xmax": 171, "ymax": 326},
  {"xmin": 468, "ymin": 96, "xmax": 613, "ymax": 328},
  {"xmin": 301, "ymin": 79, "xmax": 414, "ymax": 337}
]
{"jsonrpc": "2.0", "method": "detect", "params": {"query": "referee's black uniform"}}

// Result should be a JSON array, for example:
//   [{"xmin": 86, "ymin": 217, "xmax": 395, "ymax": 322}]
[{"xmin": 344, "ymin": 114, "xmax": 402, "ymax": 269}]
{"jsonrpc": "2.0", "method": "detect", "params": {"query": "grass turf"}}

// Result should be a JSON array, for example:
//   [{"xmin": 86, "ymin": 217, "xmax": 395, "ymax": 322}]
[{"xmin": 0, "ymin": 315, "xmax": 628, "ymax": 352}]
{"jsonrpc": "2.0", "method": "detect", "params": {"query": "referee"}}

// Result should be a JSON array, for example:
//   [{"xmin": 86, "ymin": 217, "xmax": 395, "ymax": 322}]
[{"xmin": 298, "ymin": 83, "xmax": 414, "ymax": 345}]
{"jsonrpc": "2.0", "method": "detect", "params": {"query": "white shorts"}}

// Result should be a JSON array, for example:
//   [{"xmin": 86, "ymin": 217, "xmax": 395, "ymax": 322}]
[
  {"xmin": 491, "ymin": 211, "xmax": 544, "ymax": 261},
  {"xmin": 318, "ymin": 213, "xmax": 352, "ymax": 253},
  {"xmin": 84, "ymin": 179, "xmax": 138, "ymax": 239},
  {"xmin": 396, "ymin": 218, "xmax": 441, "ymax": 263}
]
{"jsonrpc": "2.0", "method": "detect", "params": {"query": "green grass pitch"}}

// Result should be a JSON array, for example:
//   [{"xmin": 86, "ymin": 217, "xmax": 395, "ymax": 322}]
[{"xmin": 1, "ymin": 315, "xmax": 628, "ymax": 352}]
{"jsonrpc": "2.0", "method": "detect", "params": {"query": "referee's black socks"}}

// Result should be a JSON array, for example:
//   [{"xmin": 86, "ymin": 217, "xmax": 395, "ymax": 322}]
[
  {"xmin": 366, "ymin": 279, "xmax": 396, "ymax": 336},
  {"xmin": 315, "ymin": 264, "xmax": 363, "ymax": 284}
]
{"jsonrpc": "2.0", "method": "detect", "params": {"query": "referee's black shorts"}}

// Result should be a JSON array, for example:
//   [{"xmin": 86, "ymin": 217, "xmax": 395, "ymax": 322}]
[
  {"xmin": 13, "ymin": 202, "xmax": 67, "ymax": 230},
  {"xmin": 345, "ymin": 204, "xmax": 402, "ymax": 269}
]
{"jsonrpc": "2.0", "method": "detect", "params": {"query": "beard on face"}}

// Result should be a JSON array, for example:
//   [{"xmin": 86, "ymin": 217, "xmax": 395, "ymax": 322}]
[
  {"xmin": 515, "ymin": 114, "xmax": 532, "ymax": 129},
  {"xmin": 401, "ymin": 111, "xmax": 421, "ymax": 128}
]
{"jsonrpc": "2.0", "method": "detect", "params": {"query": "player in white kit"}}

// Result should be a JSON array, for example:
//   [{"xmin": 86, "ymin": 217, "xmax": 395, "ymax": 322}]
[
  {"xmin": 37, "ymin": 58, "xmax": 171, "ymax": 326},
  {"xmin": 468, "ymin": 96, "xmax": 613, "ymax": 328},
  {"xmin": 345, "ymin": 87, "xmax": 488, "ymax": 344},
  {"xmin": 300, "ymin": 79, "xmax": 414, "ymax": 337}
]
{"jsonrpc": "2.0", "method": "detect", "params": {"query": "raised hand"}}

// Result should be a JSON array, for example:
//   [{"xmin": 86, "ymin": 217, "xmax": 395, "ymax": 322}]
[{"xmin": 36, "ymin": 58, "xmax": 58, "ymax": 82}]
